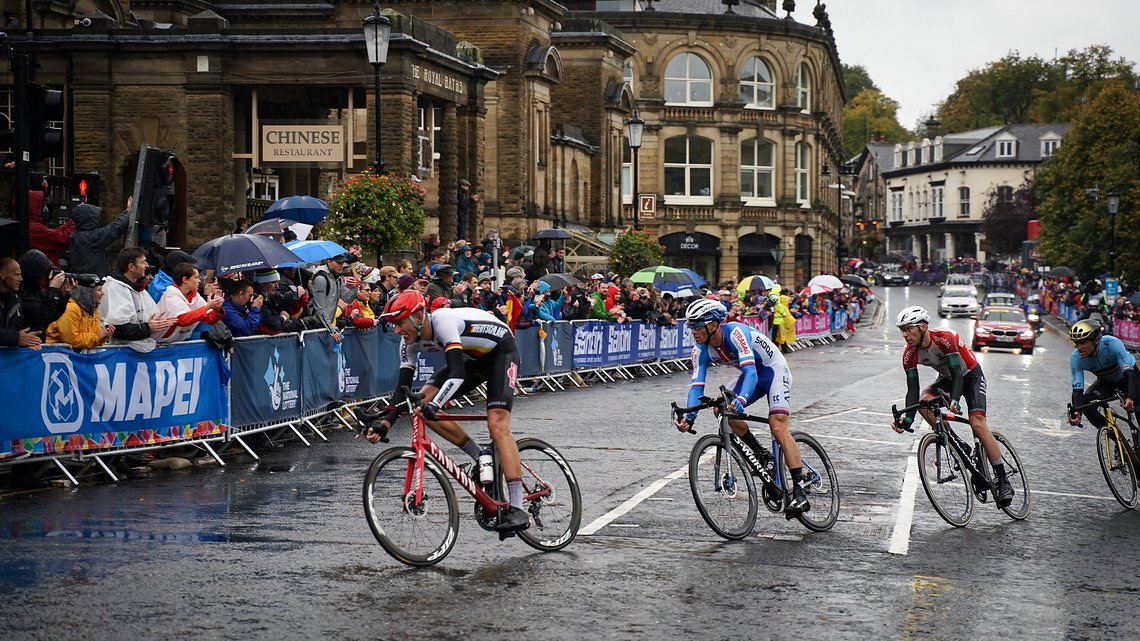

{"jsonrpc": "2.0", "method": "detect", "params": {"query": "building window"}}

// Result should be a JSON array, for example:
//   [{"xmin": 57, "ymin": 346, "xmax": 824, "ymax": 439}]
[
  {"xmin": 997, "ymin": 185, "xmax": 1013, "ymax": 203},
  {"xmin": 997, "ymin": 139, "xmax": 1016, "ymax": 158},
  {"xmin": 1041, "ymin": 137, "xmax": 1060, "ymax": 157},
  {"xmin": 794, "ymin": 142, "xmax": 810, "ymax": 206},
  {"xmin": 920, "ymin": 140, "xmax": 930, "ymax": 164},
  {"xmin": 932, "ymin": 186, "xmax": 944, "ymax": 218},
  {"xmin": 958, "ymin": 186, "xmax": 970, "ymax": 218},
  {"xmin": 740, "ymin": 57, "xmax": 775, "ymax": 109},
  {"xmin": 416, "ymin": 105, "xmax": 439, "ymax": 174},
  {"xmin": 664, "ymin": 53, "xmax": 713, "ymax": 106},
  {"xmin": 663, "ymin": 135, "xmax": 713, "ymax": 202},
  {"xmin": 740, "ymin": 138, "xmax": 775, "ymax": 202},
  {"xmin": 892, "ymin": 192, "xmax": 904, "ymax": 222},
  {"xmin": 795, "ymin": 63, "xmax": 811, "ymax": 112},
  {"xmin": 623, "ymin": 60, "xmax": 635, "ymax": 97},
  {"xmin": 622, "ymin": 139, "xmax": 632, "ymax": 204}
]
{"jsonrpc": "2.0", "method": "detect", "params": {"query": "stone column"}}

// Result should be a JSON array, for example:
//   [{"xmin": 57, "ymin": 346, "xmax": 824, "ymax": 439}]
[
  {"xmin": 438, "ymin": 105, "xmax": 459, "ymax": 243},
  {"xmin": 924, "ymin": 233, "xmax": 933, "ymax": 263},
  {"xmin": 944, "ymin": 232, "xmax": 956, "ymax": 261},
  {"xmin": 975, "ymin": 232, "xmax": 986, "ymax": 263}
]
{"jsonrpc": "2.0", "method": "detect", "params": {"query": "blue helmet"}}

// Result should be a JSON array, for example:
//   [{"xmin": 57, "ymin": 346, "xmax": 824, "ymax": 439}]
[{"xmin": 685, "ymin": 298, "xmax": 727, "ymax": 327}]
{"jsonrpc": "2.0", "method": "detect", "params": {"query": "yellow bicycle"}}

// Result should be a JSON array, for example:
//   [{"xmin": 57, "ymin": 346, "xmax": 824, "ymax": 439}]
[{"xmin": 1070, "ymin": 393, "xmax": 1140, "ymax": 509}]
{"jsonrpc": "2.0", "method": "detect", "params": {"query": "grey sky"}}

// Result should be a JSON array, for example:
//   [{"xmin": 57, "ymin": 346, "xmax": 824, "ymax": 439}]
[{"xmin": 811, "ymin": 0, "xmax": 1140, "ymax": 129}]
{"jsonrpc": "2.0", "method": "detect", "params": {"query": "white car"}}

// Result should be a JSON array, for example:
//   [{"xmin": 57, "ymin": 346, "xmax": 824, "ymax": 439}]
[{"xmin": 939, "ymin": 286, "xmax": 980, "ymax": 318}]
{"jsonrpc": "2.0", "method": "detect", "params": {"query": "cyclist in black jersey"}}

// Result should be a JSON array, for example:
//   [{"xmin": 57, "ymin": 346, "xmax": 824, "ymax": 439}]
[{"xmin": 364, "ymin": 289, "xmax": 529, "ymax": 533}]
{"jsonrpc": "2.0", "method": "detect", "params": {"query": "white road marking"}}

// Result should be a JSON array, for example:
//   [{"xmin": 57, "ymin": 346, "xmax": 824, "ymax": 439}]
[
  {"xmin": 813, "ymin": 433, "xmax": 913, "ymax": 447},
  {"xmin": 888, "ymin": 439, "xmax": 922, "ymax": 556},
  {"xmin": 832, "ymin": 419, "xmax": 897, "ymax": 428},
  {"xmin": 1026, "ymin": 427, "xmax": 1078, "ymax": 439},
  {"xmin": 802, "ymin": 407, "xmax": 865, "ymax": 423},
  {"xmin": 1034, "ymin": 489, "xmax": 1120, "ymax": 502},
  {"xmin": 861, "ymin": 410, "xmax": 899, "ymax": 417},
  {"xmin": 608, "ymin": 523, "xmax": 641, "ymax": 528},
  {"xmin": 579, "ymin": 464, "xmax": 688, "ymax": 536}
]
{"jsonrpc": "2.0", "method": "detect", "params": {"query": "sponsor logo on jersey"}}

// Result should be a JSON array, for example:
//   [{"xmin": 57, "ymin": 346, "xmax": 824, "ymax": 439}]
[{"xmin": 469, "ymin": 322, "xmax": 508, "ymax": 339}]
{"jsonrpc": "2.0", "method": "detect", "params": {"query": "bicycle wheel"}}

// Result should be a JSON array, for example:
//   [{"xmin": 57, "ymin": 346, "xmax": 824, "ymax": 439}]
[
  {"xmin": 990, "ymin": 431, "xmax": 1031, "ymax": 519},
  {"xmin": 917, "ymin": 432, "xmax": 975, "ymax": 527},
  {"xmin": 688, "ymin": 433, "xmax": 758, "ymax": 540},
  {"xmin": 362, "ymin": 447, "xmax": 460, "ymax": 566},
  {"xmin": 1096, "ymin": 426, "xmax": 1139, "ymax": 509},
  {"xmin": 788, "ymin": 432, "xmax": 840, "ymax": 532},
  {"xmin": 514, "ymin": 437, "xmax": 582, "ymax": 552}
]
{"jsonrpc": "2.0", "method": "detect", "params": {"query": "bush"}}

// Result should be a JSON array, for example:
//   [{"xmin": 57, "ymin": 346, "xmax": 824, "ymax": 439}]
[
  {"xmin": 609, "ymin": 228, "xmax": 663, "ymax": 278},
  {"xmin": 324, "ymin": 171, "xmax": 427, "ymax": 259}
]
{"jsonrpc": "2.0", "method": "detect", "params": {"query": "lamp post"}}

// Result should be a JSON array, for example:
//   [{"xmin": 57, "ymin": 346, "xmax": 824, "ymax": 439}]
[
  {"xmin": 771, "ymin": 247, "xmax": 786, "ymax": 281},
  {"xmin": 626, "ymin": 112, "xmax": 644, "ymax": 230},
  {"xmin": 1107, "ymin": 190, "xmax": 1119, "ymax": 276},
  {"xmin": 362, "ymin": 3, "xmax": 391, "ymax": 174}
]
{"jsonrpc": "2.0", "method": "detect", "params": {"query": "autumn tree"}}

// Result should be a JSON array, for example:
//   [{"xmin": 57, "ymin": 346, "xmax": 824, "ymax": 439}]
[
  {"xmin": 841, "ymin": 63, "xmax": 877, "ymax": 98},
  {"xmin": 841, "ymin": 89, "xmax": 912, "ymax": 157},
  {"xmin": 980, "ymin": 183, "xmax": 1037, "ymax": 258}
]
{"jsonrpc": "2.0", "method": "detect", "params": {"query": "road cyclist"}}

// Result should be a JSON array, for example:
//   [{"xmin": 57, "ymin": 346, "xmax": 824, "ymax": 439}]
[
  {"xmin": 363, "ymin": 289, "xmax": 530, "ymax": 535},
  {"xmin": 1066, "ymin": 319, "xmax": 1139, "ymax": 428},
  {"xmin": 672, "ymin": 298, "xmax": 810, "ymax": 519},
  {"xmin": 890, "ymin": 305, "xmax": 1015, "ymax": 508}
]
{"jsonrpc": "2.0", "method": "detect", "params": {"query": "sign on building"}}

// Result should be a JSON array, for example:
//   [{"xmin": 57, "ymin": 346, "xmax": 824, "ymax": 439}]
[
  {"xmin": 261, "ymin": 125, "xmax": 344, "ymax": 163},
  {"xmin": 639, "ymin": 193, "xmax": 656, "ymax": 220}
]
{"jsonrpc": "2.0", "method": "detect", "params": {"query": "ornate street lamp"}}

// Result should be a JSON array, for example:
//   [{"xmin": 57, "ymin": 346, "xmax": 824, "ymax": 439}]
[
  {"xmin": 362, "ymin": 3, "xmax": 391, "ymax": 173},
  {"xmin": 626, "ymin": 112, "xmax": 644, "ymax": 230},
  {"xmin": 1107, "ymin": 190, "xmax": 1120, "ymax": 275}
]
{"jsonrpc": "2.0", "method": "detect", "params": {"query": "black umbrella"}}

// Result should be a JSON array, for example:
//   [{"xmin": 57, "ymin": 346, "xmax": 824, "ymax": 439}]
[
  {"xmin": 533, "ymin": 228, "xmax": 572, "ymax": 241},
  {"xmin": 538, "ymin": 273, "xmax": 581, "ymax": 290},
  {"xmin": 245, "ymin": 218, "xmax": 289, "ymax": 239},
  {"xmin": 839, "ymin": 274, "xmax": 871, "ymax": 288},
  {"xmin": 1049, "ymin": 266, "xmax": 1076, "ymax": 278},
  {"xmin": 192, "ymin": 234, "xmax": 303, "ymax": 276}
]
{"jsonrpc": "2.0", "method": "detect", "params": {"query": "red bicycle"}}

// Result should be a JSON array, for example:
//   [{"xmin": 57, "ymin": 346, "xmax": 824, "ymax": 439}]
[{"xmin": 362, "ymin": 389, "xmax": 582, "ymax": 566}]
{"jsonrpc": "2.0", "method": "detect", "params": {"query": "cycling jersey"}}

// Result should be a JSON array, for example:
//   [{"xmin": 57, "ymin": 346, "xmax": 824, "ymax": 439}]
[
  {"xmin": 902, "ymin": 328, "xmax": 987, "ymax": 418},
  {"xmin": 1070, "ymin": 335, "xmax": 1135, "ymax": 390},
  {"xmin": 687, "ymin": 321, "xmax": 792, "ymax": 419}
]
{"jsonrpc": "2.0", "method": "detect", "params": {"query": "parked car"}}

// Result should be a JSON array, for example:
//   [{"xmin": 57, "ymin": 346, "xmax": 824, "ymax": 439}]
[
  {"xmin": 971, "ymin": 306, "xmax": 1036, "ymax": 354},
  {"xmin": 939, "ymin": 286, "xmax": 980, "ymax": 317},
  {"xmin": 880, "ymin": 270, "xmax": 911, "ymax": 286},
  {"xmin": 984, "ymin": 292, "xmax": 1019, "ymax": 307}
]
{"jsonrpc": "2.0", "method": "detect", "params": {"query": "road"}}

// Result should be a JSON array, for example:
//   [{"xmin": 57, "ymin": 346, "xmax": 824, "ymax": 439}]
[{"xmin": 2, "ymin": 286, "xmax": 1139, "ymax": 641}]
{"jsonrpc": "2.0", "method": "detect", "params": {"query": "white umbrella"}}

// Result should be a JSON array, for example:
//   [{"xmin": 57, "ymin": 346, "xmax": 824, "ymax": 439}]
[{"xmin": 808, "ymin": 274, "xmax": 844, "ymax": 290}]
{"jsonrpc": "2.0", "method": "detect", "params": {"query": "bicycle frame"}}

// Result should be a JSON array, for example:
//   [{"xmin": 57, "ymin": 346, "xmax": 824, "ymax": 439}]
[
  {"xmin": 1074, "ymin": 396, "xmax": 1140, "ymax": 472},
  {"xmin": 894, "ymin": 396, "xmax": 989, "ymax": 493}
]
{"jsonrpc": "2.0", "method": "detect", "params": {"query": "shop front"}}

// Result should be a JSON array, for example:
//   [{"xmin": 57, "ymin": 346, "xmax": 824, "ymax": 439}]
[{"xmin": 659, "ymin": 231, "xmax": 720, "ymax": 285}]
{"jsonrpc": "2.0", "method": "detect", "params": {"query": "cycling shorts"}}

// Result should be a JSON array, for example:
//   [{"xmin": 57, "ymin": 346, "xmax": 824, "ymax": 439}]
[
  {"xmin": 924, "ymin": 367, "xmax": 987, "ymax": 417},
  {"xmin": 732, "ymin": 361, "xmax": 793, "ymax": 415},
  {"xmin": 427, "ymin": 340, "xmax": 519, "ymax": 411}
]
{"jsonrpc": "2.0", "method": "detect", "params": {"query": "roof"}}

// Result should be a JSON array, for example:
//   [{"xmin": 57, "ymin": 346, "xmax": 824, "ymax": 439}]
[
  {"xmin": 638, "ymin": 0, "xmax": 778, "ymax": 18},
  {"xmin": 949, "ymin": 123, "xmax": 1072, "ymax": 164}
]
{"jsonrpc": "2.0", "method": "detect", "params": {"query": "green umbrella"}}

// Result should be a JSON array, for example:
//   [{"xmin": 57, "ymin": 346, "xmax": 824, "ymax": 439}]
[{"xmin": 629, "ymin": 265, "xmax": 698, "ymax": 288}]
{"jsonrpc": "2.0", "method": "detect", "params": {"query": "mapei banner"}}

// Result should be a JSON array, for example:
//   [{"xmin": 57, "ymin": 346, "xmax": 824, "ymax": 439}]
[{"xmin": 0, "ymin": 343, "xmax": 227, "ymax": 457}]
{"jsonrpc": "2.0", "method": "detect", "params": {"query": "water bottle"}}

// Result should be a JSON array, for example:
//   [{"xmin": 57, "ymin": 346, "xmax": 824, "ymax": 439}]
[{"xmin": 477, "ymin": 448, "xmax": 494, "ymax": 484}]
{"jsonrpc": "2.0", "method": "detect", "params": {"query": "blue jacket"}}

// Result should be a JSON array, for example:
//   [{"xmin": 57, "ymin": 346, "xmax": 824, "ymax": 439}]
[
  {"xmin": 147, "ymin": 270, "xmax": 173, "ymax": 303},
  {"xmin": 222, "ymin": 299, "xmax": 262, "ymax": 337}
]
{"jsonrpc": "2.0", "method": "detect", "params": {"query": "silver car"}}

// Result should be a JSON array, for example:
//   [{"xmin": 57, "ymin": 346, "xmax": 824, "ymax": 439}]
[{"xmin": 939, "ymin": 286, "xmax": 980, "ymax": 318}]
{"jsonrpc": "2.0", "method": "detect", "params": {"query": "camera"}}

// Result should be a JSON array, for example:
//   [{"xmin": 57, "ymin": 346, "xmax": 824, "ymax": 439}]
[{"xmin": 51, "ymin": 269, "xmax": 100, "ymax": 287}]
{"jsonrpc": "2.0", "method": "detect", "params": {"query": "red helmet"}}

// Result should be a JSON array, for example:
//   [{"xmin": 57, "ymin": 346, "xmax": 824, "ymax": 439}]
[
  {"xmin": 381, "ymin": 289, "xmax": 426, "ymax": 323},
  {"xmin": 429, "ymin": 296, "xmax": 451, "ymax": 312}
]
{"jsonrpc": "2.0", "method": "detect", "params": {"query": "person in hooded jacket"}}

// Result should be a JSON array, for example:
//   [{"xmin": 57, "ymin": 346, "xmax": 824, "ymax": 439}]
[
  {"xmin": 147, "ymin": 250, "xmax": 198, "ymax": 303},
  {"xmin": 46, "ymin": 280, "xmax": 114, "ymax": 350},
  {"xmin": 68, "ymin": 199, "xmax": 132, "ymax": 277},
  {"xmin": 17, "ymin": 249, "xmax": 72, "ymax": 334},
  {"xmin": 99, "ymin": 246, "xmax": 175, "ymax": 353},
  {"xmin": 26, "ymin": 190, "xmax": 75, "ymax": 267}
]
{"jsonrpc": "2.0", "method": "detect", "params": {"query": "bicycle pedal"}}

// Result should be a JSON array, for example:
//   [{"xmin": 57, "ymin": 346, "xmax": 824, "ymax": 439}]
[{"xmin": 498, "ymin": 530, "xmax": 516, "ymax": 542}]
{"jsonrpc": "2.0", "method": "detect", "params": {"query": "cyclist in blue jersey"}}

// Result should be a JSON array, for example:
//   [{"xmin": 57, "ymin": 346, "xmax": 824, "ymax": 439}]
[
  {"xmin": 672, "ymin": 298, "xmax": 810, "ymax": 518},
  {"xmin": 1068, "ymin": 319, "xmax": 1140, "ymax": 426}
]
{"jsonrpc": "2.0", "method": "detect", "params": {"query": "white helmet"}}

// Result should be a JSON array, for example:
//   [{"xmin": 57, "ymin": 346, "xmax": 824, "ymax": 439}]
[
  {"xmin": 685, "ymin": 298, "xmax": 727, "ymax": 326},
  {"xmin": 896, "ymin": 306, "xmax": 930, "ymax": 327}
]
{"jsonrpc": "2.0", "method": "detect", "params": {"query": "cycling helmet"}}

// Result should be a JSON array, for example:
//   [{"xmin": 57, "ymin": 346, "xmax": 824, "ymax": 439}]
[
  {"xmin": 429, "ymin": 296, "xmax": 451, "ymax": 312},
  {"xmin": 767, "ymin": 293, "xmax": 780, "ymax": 304},
  {"xmin": 896, "ymin": 306, "xmax": 931, "ymax": 327},
  {"xmin": 381, "ymin": 289, "xmax": 427, "ymax": 323},
  {"xmin": 1069, "ymin": 319, "xmax": 1102, "ymax": 343},
  {"xmin": 685, "ymin": 298, "xmax": 727, "ymax": 327}
]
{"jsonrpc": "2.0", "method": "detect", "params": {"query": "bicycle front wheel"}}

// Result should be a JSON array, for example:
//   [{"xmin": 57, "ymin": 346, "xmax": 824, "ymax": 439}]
[
  {"xmin": 362, "ymin": 447, "xmax": 460, "ymax": 566},
  {"xmin": 991, "ymin": 431, "xmax": 1031, "ymax": 520},
  {"xmin": 688, "ymin": 433, "xmax": 758, "ymax": 540},
  {"xmin": 514, "ymin": 438, "xmax": 582, "ymax": 552},
  {"xmin": 789, "ymin": 432, "xmax": 840, "ymax": 532},
  {"xmin": 917, "ymin": 432, "xmax": 974, "ymax": 527},
  {"xmin": 1096, "ymin": 426, "xmax": 1139, "ymax": 509}
]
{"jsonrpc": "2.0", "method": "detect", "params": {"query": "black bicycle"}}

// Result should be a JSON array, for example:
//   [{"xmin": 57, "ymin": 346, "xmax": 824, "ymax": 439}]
[
  {"xmin": 672, "ymin": 386, "xmax": 839, "ymax": 540},
  {"xmin": 1069, "ymin": 392, "xmax": 1140, "ymax": 509},
  {"xmin": 892, "ymin": 391, "xmax": 1030, "ymax": 527}
]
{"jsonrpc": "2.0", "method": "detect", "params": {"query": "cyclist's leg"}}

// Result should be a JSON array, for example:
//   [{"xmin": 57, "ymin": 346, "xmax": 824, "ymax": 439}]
[
  {"xmin": 919, "ymin": 379, "xmax": 951, "ymax": 428},
  {"xmin": 1077, "ymin": 378, "xmax": 1117, "ymax": 428},
  {"xmin": 482, "ymin": 348, "xmax": 523, "ymax": 489},
  {"xmin": 961, "ymin": 369, "xmax": 1001, "ymax": 462},
  {"xmin": 420, "ymin": 363, "xmax": 484, "ymax": 453},
  {"xmin": 764, "ymin": 363, "xmax": 802, "ymax": 468}
]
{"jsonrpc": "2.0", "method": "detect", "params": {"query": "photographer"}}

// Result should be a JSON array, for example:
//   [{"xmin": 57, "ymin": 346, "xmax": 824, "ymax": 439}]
[
  {"xmin": 221, "ymin": 279, "xmax": 263, "ymax": 337},
  {"xmin": 17, "ymin": 249, "xmax": 73, "ymax": 334},
  {"xmin": 46, "ymin": 278, "xmax": 114, "ymax": 350}
]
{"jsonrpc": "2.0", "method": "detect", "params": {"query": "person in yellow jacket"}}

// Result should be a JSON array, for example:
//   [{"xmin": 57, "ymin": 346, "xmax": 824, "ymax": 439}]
[
  {"xmin": 46, "ymin": 280, "xmax": 114, "ymax": 350},
  {"xmin": 768, "ymin": 289, "xmax": 795, "ymax": 353}
]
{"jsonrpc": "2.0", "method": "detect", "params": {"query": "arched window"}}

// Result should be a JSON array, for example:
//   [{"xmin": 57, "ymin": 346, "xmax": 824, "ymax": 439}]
[
  {"xmin": 623, "ymin": 60, "xmax": 635, "ymax": 96},
  {"xmin": 664, "ymin": 53, "xmax": 713, "ymax": 106},
  {"xmin": 794, "ymin": 142, "xmax": 810, "ymax": 206},
  {"xmin": 664, "ymin": 135, "xmax": 713, "ymax": 203},
  {"xmin": 741, "ymin": 138, "xmax": 775, "ymax": 203},
  {"xmin": 739, "ymin": 57, "xmax": 774, "ymax": 109},
  {"xmin": 795, "ymin": 63, "xmax": 812, "ymax": 113}
]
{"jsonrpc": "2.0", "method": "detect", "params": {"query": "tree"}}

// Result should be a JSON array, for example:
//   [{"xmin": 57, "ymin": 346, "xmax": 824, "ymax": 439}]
[
  {"xmin": 1031, "ymin": 45, "xmax": 1138, "ymax": 123},
  {"xmin": 608, "ymin": 228, "xmax": 662, "ymax": 278},
  {"xmin": 324, "ymin": 171, "xmax": 427, "ymax": 260},
  {"xmin": 1036, "ymin": 81, "xmax": 1140, "ymax": 281},
  {"xmin": 937, "ymin": 53, "xmax": 1058, "ymax": 132},
  {"xmin": 980, "ymin": 183, "xmax": 1037, "ymax": 257},
  {"xmin": 841, "ymin": 89, "xmax": 911, "ymax": 157},
  {"xmin": 841, "ymin": 63, "xmax": 878, "ymax": 99}
]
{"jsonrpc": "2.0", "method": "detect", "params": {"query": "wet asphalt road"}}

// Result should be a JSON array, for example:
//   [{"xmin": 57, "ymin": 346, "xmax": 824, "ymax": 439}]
[{"xmin": 3, "ymin": 286, "xmax": 1140, "ymax": 641}]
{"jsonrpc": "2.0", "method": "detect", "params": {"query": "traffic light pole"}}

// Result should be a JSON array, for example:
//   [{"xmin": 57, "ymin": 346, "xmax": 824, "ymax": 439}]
[{"xmin": 12, "ymin": 53, "xmax": 30, "ymax": 254}]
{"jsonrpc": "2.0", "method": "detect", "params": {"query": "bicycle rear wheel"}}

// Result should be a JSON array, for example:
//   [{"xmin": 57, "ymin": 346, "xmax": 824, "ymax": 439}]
[
  {"xmin": 362, "ymin": 447, "xmax": 460, "ymax": 566},
  {"xmin": 514, "ymin": 438, "xmax": 582, "ymax": 552},
  {"xmin": 788, "ymin": 432, "xmax": 840, "ymax": 532},
  {"xmin": 688, "ymin": 433, "xmax": 758, "ymax": 540},
  {"xmin": 990, "ymin": 431, "xmax": 1031, "ymax": 519},
  {"xmin": 917, "ymin": 432, "xmax": 974, "ymax": 527},
  {"xmin": 1096, "ymin": 426, "xmax": 1139, "ymax": 509}
]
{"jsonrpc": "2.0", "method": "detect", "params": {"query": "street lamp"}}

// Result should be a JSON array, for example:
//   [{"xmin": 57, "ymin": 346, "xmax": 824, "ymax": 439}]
[
  {"xmin": 771, "ymin": 247, "xmax": 786, "ymax": 279},
  {"xmin": 362, "ymin": 3, "xmax": 391, "ymax": 173},
  {"xmin": 626, "ymin": 112, "xmax": 644, "ymax": 230},
  {"xmin": 1107, "ymin": 190, "xmax": 1120, "ymax": 275}
]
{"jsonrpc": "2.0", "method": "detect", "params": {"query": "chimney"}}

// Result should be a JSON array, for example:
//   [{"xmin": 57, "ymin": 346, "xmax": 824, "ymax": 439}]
[{"xmin": 924, "ymin": 117, "xmax": 942, "ymax": 140}]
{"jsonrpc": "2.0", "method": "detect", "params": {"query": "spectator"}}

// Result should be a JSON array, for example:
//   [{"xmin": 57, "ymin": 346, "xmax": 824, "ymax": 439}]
[
  {"xmin": 0, "ymin": 257, "xmax": 41, "ymax": 349},
  {"xmin": 155, "ymin": 263, "xmax": 225, "ymax": 343},
  {"xmin": 308, "ymin": 253, "xmax": 355, "ymax": 327},
  {"xmin": 99, "ymin": 247, "xmax": 176, "ymax": 353},
  {"xmin": 233, "ymin": 217, "xmax": 250, "ymax": 234},
  {"xmin": 457, "ymin": 178, "xmax": 478, "ymax": 241},
  {"xmin": 421, "ymin": 233, "xmax": 439, "ymax": 265},
  {"xmin": 68, "ymin": 199, "xmax": 132, "ymax": 278},
  {"xmin": 339, "ymin": 282, "xmax": 379, "ymax": 329},
  {"xmin": 397, "ymin": 258, "xmax": 415, "ymax": 275},
  {"xmin": 562, "ymin": 279, "xmax": 592, "ymax": 321},
  {"xmin": 221, "ymin": 279, "xmax": 263, "ymax": 337},
  {"xmin": 27, "ymin": 190, "xmax": 75, "ymax": 267},
  {"xmin": 254, "ymin": 269, "xmax": 310, "ymax": 334},
  {"xmin": 533, "ymin": 281, "xmax": 563, "ymax": 322},
  {"xmin": 396, "ymin": 273, "xmax": 415, "ymax": 293},
  {"xmin": 17, "ymin": 249, "xmax": 71, "ymax": 335},
  {"xmin": 46, "ymin": 279, "xmax": 114, "ymax": 350},
  {"xmin": 376, "ymin": 265, "xmax": 400, "ymax": 309},
  {"xmin": 426, "ymin": 263, "xmax": 465, "ymax": 307},
  {"xmin": 147, "ymin": 249, "xmax": 197, "ymax": 303},
  {"xmin": 456, "ymin": 245, "xmax": 478, "ymax": 277},
  {"xmin": 550, "ymin": 247, "xmax": 566, "ymax": 274}
]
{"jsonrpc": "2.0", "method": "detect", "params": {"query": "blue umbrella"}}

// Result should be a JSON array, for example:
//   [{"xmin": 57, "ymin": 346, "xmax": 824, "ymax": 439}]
[
  {"xmin": 678, "ymin": 268, "xmax": 706, "ymax": 288},
  {"xmin": 284, "ymin": 239, "xmax": 350, "ymax": 265},
  {"xmin": 192, "ymin": 234, "xmax": 303, "ymax": 276},
  {"xmin": 265, "ymin": 195, "xmax": 329, "ymax": 224}
]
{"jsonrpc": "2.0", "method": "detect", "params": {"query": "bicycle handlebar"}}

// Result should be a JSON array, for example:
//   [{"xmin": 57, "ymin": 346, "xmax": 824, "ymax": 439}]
[
  {"xmin": 671, "ymin": 385, "xmax": 771, "ymax": 435},
  {"xmin": 1068, "ymin": 391, "xmax": 1133, "ymax": 428},
  {"xmin": 890, "ymin": 389, "xmax": 968, "ymax": 432}
]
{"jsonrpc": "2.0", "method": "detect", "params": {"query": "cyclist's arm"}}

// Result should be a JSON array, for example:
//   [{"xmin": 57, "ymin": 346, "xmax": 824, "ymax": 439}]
[
  {"xmin": 1070, "ymin": 350, "xmax": 1086, "ymax": 409},
  {"xmin": 728, "ymin": 327, "xmax": 759, "ymax": 408},
  {"xmin": 1127, "ymin": 365, "xmax": 1140, "ymax": 405},
  {"xmin": 903, "ymin": 366, "xmax": 920, "ymax": 425},
  {"xmin": 685, "ymin": 346, "xmax": 709, "ymax": 419},
  {"xmin": 946, "ymin": 352, "xmax": 966, "ymax": 405}
]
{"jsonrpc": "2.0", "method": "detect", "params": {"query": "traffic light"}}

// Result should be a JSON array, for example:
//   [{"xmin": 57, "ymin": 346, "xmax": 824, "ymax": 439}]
[
  {"xmin": 26, "ymin": 83, "xmax": 64, "ymax": 162},
  {"xmin": 136, "ymin": 147, "xmax": 178, "ymax": 226},
  {"xmin": 71, "ymin": 172, "xmax": 101, "ymax": 205}
]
